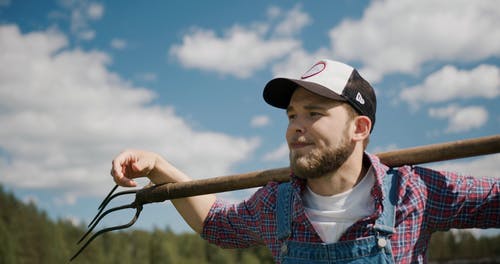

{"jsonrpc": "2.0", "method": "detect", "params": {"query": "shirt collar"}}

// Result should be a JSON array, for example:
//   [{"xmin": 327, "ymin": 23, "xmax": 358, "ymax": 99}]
[{"xmin": 365, "ymin": 152, "xmax": 389, "ymax": 201}]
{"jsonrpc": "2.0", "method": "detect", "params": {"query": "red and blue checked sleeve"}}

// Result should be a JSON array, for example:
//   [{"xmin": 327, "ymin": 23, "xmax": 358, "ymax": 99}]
[
  {"xmin": 414, "ymin": 166, "xmax": 500, "ymax": 231},
  {"xmin": 201, "ymin": 182, "xmax": 280, "ymax": 248}
]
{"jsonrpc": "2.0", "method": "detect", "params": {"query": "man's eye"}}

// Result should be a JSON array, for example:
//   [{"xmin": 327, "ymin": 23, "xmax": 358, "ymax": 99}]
[
  {"xmin": 287, "ymin": 114, "xmax": 296, "ymax": 120},
  {"xmin": 310, "ymin": 112, "xmax": 322, "ymax": 117}
]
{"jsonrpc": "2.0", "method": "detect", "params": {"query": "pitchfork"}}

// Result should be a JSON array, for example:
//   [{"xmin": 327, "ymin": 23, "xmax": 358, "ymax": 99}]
[{"xmin": 70, "ymin": 134, "xmax": 500, "ymax": 261}]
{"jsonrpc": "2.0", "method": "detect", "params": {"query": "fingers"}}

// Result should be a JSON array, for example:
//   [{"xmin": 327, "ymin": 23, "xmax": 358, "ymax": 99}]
[
  {"xmin": 110, "ymin": 150, "xmax": 138, "ymax": 187},
  {"xmin": 110, "ymin": 149, "xmax": 158, "ymax": 187}
]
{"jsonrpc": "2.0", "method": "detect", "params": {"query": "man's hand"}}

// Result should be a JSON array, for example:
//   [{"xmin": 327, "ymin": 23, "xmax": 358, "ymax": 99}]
[{"xmin": 111, "ymin": 150, "xmax": 157, "ymax": 187}]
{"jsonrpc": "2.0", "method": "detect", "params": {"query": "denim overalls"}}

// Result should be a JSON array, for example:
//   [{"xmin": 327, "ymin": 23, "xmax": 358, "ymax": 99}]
[{"xmin": 276, "ymin": 169, "xmax": 398, "ymax": 263}]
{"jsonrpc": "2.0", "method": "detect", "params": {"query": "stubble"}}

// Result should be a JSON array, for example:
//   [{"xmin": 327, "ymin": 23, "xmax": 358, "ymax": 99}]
[{"xmin": 289, "ymin": 134, "xmax": 355, "ymax": 179}]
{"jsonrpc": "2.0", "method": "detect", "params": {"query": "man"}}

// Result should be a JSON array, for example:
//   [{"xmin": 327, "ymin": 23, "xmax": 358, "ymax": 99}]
[{"xmin": 111, "ymin": 59, "xmax": 499, "ymax": 263}]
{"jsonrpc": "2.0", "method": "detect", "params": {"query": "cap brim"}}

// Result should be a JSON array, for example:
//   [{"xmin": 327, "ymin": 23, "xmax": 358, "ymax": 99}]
[{"xmin": 263, "ymin": 78, "xmax": 346, "ymax": 109}]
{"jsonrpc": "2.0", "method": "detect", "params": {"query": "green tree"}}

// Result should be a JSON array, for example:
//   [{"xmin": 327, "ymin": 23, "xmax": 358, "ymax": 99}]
[
  {"xmin": 429, "ymin": 231, "xmax": 456, "ymax": 260},
  {"xmin": 0, "ymin": 219, "xmax": 17, "ymax": 264},
  {"xmin": 149, "ymin": 228, "xmax": 179, "ymax": 263}
]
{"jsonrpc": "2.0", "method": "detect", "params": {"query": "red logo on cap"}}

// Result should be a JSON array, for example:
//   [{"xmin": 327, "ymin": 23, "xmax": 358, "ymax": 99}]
[{"xmin": 301, "ymin": 61, "xmax": 326, "ymax": 79}]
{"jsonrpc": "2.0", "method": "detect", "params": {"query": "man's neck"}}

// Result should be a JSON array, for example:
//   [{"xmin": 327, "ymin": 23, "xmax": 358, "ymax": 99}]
[{"xmin": 306, "ymin": 151, "xmax": 368, "ymax": 196}]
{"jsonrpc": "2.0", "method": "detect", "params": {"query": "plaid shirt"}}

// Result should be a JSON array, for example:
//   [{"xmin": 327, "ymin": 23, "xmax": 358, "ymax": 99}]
[{"xmin": 201, "ymin": 153, "xmax": 500, "ymax": 263}]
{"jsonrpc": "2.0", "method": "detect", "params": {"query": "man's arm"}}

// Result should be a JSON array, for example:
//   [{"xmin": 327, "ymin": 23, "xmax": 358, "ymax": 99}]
[
  {"xmin": 111, "ymin": 149, "xmax": 216, "ymax": 234},
  {"xmin": 415, "ymin": 166, "xmax": 500, "ymax": 230}
]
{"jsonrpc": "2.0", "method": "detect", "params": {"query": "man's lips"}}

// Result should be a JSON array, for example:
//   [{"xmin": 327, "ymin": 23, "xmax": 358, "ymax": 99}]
[{"xmin": 289, "ymin": 142, "xmax": 314, "ymax": 149}]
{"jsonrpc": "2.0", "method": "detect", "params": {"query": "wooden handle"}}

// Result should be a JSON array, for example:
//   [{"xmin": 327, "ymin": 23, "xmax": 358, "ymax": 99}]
[
  {"xmin": 376, "ymin": 134, "xmax": 500, "ymax": 167},
  {"xmin": 136, "ymin": 134, "xmax": 500, "ymax": 204}
]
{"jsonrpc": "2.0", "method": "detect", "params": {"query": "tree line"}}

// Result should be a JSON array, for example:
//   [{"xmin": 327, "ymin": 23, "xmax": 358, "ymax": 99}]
[{"xmin": 1, "ymin": 185, "xmax": 499, "ymax": 263}]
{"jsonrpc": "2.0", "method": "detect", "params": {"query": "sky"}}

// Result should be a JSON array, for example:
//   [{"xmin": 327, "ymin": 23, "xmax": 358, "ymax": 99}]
[{"xmin": 0, "ymin": 0, "xmax": 499, "ymax": 235}]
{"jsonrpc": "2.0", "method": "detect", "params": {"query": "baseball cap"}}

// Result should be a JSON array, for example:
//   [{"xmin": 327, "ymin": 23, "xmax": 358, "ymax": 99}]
[{"xmin": 263, "ymin": 59, "xmax": 377, "ymax": 132}]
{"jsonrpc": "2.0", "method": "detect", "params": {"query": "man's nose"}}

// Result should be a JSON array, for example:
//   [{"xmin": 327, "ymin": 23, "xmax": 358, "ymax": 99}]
[{"xmin": 288, "ymin": 118, "xmax": 306, "ymax": 134}]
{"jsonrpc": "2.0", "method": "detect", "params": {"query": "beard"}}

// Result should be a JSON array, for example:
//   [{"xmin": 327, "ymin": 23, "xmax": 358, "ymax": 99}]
[{"xmin": 289, "ymin": 135, "xmax": 355, "ymax": 180}]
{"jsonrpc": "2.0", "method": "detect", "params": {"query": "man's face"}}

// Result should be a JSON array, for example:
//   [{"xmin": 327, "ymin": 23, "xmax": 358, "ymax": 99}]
[{"xmin": 286, "ymin": 87, "xmax": 355, "ymax": 179}]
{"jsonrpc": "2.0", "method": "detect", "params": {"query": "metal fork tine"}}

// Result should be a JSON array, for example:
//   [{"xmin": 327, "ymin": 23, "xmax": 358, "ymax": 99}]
[
  {"xmin": 78, "ymin": 203, "xmax": 136, "ymax": 244},
  {"xmin": 98, "ymin": 184, "xmax": 118, "ymax": 210},
  {"xmin": 86, "ymin": 184, "xmax": 119, "ymax": 228},
  {"xmin": 88, "ymin": 189, "xmax": 137, "ymax": 228},
  {"xmin": 70, "ymin": 205, "xmax": 143, "ymax": 262}
]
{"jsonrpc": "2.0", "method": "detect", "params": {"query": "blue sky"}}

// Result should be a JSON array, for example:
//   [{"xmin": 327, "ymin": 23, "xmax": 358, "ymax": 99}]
[{"xmin": 0, "ymin": 0, "xmax": 499, "ymax": 234}]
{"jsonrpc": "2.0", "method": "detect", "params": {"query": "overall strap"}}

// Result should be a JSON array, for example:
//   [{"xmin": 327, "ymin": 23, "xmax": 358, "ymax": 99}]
[
  {"xmin": 276, "ymin": 182, "xmax": 293, "ymax": 240},
  {"xmin": 374, "ymin": 168, "xmax": 399, "ymax": 235}
]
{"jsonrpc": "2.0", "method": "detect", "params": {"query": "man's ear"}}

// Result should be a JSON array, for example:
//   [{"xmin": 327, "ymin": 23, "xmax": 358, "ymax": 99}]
[{"xmin": 352, "ymin": 116, "xmax": 371, "ymax": 142}]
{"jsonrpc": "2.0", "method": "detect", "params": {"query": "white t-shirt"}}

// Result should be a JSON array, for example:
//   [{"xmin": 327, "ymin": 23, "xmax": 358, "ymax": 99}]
[{"xmin": 302, "ymin": 167, "xmax": 375, "ymax": 243}]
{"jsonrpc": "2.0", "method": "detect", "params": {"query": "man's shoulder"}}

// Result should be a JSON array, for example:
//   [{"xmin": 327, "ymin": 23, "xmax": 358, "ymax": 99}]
[
  {"xmin": 250, "ymin": 181, "xmax": 282, "ymax": 209},
  {"xmin": 365, "ymin": 151, "xmax": 418, "ymax": 178}
]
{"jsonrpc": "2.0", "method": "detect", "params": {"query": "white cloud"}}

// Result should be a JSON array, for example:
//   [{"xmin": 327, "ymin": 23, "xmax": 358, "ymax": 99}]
[
  {"xmin": 54, "ymin": 193, "xmax": 77, "ymax": 206},
  {"xmin": 273, "ymin": 4, "xmax": 311, "ymax": 37},
  {"xmin": 266, "ymin": 6, "xmax": 281, "ymax": 19},
  {"xmin": 87, "ymin": 2, "xmax": 104, "ymax": 20},
  {"xmin": 329, "ymin": 0, "xmax": 500, "ymax": 82},
  {"xmin": 110, "ymin": 38, "xmax": 127, "ymax": 50},
  {"xmin": 428, "ymin": 154, "xmax": 500, "ymax": 178},
  {"xmin": 58, "ymin": 0, "xmax": 105, "ymax": 41},
  {"xmin": 263, "ymin": 143, "xmax": 289, "ymax": 162},
  {"xmin": 401, "ymin": 64, "xmax": 500, "ymax": 108},
  {"xmin": 170, "ymin": 26, "xmax": 299, "ymax": 78},
  {"xmin": 0, "ymin": 25, "xmax": 259, "ymax": 199},
  {"xmin": 135, "ymin": 72, "xmax": 157, "ymax": 82},
  {"xmin": 169, "ymin": 6, "xmax": 309, "ymax": 78},
  {"xmin": 428, "ymin": 105, "xmax": 488, "ymax": 133},
  {"xmin": 250, "ymin": 115, "xmax": 271, "ymax": 128},
  {"xmin": 22, "ymin": 195, "xmax": 39, "ymax": 206},
  {"xmin": 64, "ymin": 215, "xmax": 82, "ymax": 227},
  {"xmin": 370, "ymin": 143, "xmax": 399, "ymax": 154},
  {"xmin": 78, "ymin": 29, "xmax": 95, "ymax": 40}
]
